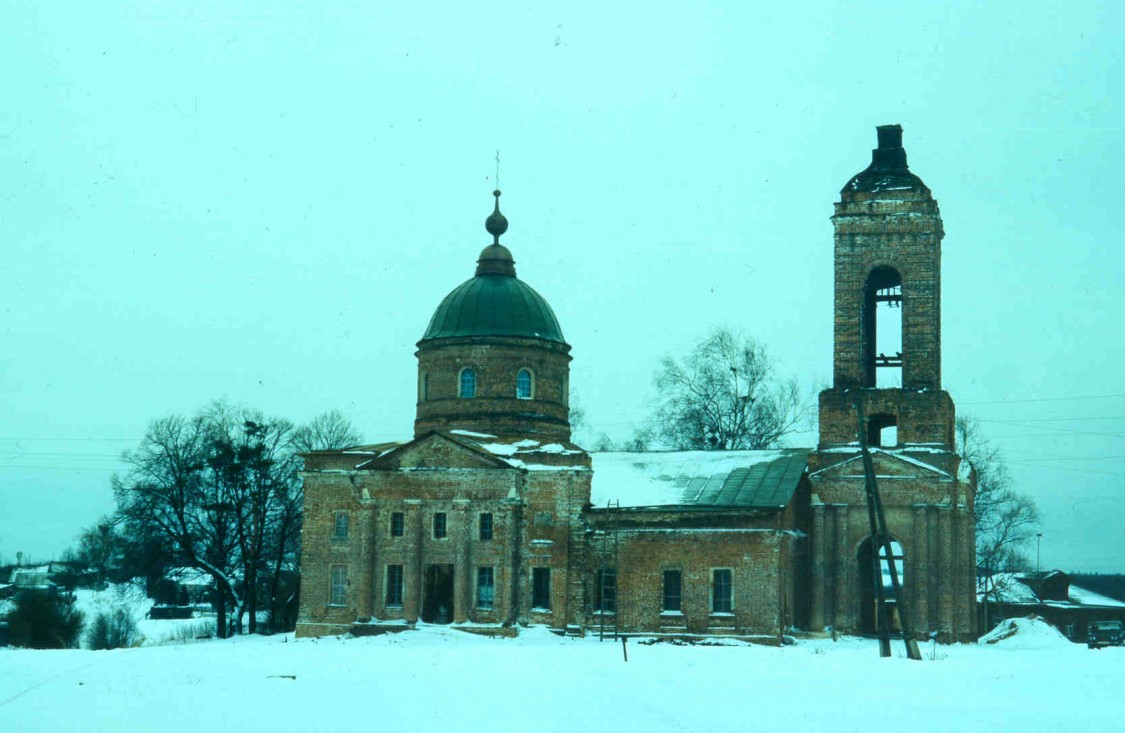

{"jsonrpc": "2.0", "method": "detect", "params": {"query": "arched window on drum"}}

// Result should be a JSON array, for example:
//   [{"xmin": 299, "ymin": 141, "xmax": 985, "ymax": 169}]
[
  {"xmin": 459, "ymin": 368, "xmax": 476, "ymax": 399},
  {"xmin": 516, "ymin": 368, "xmax": 534, "ymax": 400}
]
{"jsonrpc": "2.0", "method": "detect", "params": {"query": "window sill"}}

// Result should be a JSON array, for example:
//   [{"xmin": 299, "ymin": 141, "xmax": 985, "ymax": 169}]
[
  {"xmin": 327, "ymin": 603, "xmax": 347, "ymax": 608},
  {"xmin": 710, "ymin": 612, "xmax": 735, "ymax": 617},
  {"xmin": 660, "ymin": 611, "xmax": 684, "ymax": 617},
  {"xmin": 530, "ymin": 607, "xmax": 552, "ymax": 613},
  {"xmin": 593, "ymin": 610, "xmax": 616, "ymax": 616},
  {"xmin": 385, "ymin": 604, "xmax": 404, "ymax": 610}
]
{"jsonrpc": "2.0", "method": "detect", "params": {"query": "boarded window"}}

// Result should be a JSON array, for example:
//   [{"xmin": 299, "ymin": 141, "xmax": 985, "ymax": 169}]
[
  {"xmin": 390, "ymin": 511, "xmax": 404, "ymax": 538},
  {"xmin": 531, "ymin": 568, "xmax": 551, "ymax": 610},
  {"xmin": 663, "ymin": 570, "xmax": 682, "ymax": 613},
  {"xmin": 476, "ymin": 567, "xmax": 495, "ymax": 610},
  {"xmin": 712, "ymin": 569, "xmax": 733, "ymax": 614},
  {"xmin": 385, "ymin": 564, "xmax": 404, "ymax": 607},
  {"xmin": 330, "ymin": 565, "xmax": 347, "ymax": 606},
  {"xmin": 433, "ymin": 512, "xmax": 447, "ymax": 539},
  {"xmin": 479, "ymin": 512, "xmax": 493, "ymax": 541},
  {"xmin": 595, "ymin": 569, "xmax": 617, "ymax": 613},
  {"xmin": 333, "ymin": 511, "xmax": 349, "ymax": 540}
]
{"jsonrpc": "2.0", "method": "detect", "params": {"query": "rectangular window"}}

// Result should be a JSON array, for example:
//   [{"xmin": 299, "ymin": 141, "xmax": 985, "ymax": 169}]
[
  {"xmin": 531, "ymin": 567, "xmax": 551, "ymax": 610},
  {"xmin": 330, "ymin": 565, "xmax": 347, "ymax": 606},
  {"xmin": 433, "ymin": 512, "xmax": 447, "ymax": 539},
  {"xmin": 333, "ymin": 511, "xmax": 349, "ymax": 540},
  {"xmin": 479, "ymin": 512, "xmax": 493, "ymax": 541},
  {"xmin": 662, "ymin": 570, "xmax": 682, "ymax": 613},
  {"xmin": 385, "ymin": 564, "xmax": 404, "ymax": 608},
  {"xmin": 390, "ymin": 511, "xmax": 404, "ymax": 538},
  {"xmin": 476, "ymin": 567, "xmax": 495, "ymax": 610},
  {"xmin": 595, "ymin": 569, "xmax": 617, "ymax": 613},
  {"xmin": 712, "ymin": 569, "xmax": 733, "ymax": 614}
]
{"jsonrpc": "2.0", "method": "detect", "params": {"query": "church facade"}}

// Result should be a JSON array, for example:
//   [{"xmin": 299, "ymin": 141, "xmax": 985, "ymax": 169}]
[{"xmin": 296, "ymin": 126, "xmax": 977, "ymax": 642}]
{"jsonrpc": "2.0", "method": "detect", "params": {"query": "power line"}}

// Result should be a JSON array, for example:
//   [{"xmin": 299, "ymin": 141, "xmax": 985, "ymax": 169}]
[
  {"xmin": 961, "ymin": 392, "xmax": 1125, "ymax": 405},
  {"xmin": 980, "ymin": 416, "xmax": 1125, "ymax": 423}
]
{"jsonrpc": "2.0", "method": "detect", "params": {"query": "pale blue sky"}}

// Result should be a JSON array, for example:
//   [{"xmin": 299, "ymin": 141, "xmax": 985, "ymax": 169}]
[{"xmin": 2, "ymin": 1, "xmax": 1123, "ymax": 570}]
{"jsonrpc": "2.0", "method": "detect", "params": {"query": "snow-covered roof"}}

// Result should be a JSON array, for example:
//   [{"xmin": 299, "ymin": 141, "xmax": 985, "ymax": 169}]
[
  {"xmin": 166, "ymin": 567, "xmax": 213, "ymax": 587},
  {"xmin": 589, "ymin": 450, "xmax": 808, "ymax": 509},
  {"xmin": 453, "ymin": 433, "xmax": 587, "ymax": 470},
  {"xmin": 979, "ymin": 573, "xmax": 1125, "ymax": 609},
  {"xmin": 1069, "ymin": 586, "xmax": 1125, "ymax": 609}
]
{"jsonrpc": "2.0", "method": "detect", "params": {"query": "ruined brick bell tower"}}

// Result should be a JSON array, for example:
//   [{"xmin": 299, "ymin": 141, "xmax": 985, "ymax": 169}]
[{"xmin": 806, "ymin": 125, "xmax": 977, "ymax": 642}]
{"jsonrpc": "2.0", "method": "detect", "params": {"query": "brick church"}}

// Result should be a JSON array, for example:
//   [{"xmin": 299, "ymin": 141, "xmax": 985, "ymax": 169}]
[{"xmin": 296, "ymin": 126, "xmax": 978, "ymax": 642}]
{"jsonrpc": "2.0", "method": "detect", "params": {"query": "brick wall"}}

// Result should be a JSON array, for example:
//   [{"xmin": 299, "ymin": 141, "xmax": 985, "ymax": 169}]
[
  {"xmin": 584, "ymin": 508, "xmax": 806, "ymax": 638},
  {"xmin": 295, "ymin": 445, "xmax": 592, "ymax": 637},
  {"xmin": 414, "ymin": 336, "xmax": 572, "ymax": 441}
]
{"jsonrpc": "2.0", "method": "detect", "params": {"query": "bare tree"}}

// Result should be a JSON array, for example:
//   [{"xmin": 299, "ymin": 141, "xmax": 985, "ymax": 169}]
[
  {"xmin": 113, "ymin": 404, "xmax": 362, "ymax": 636},
  {"xmin": 649, "ymin": 327, "xmax": 811, "ymax": 450},
  {"xmin": 957, "ymin": 415, "xmax": 1040, "ymax": 628},
  {"xmin": 75, "ymin": 517, "xmax": 124, "ymax": 590},
  {"xmin": 291, "ymin": 409, "xmax": 362, "ymax": 453},
  {"xmin": 113, "ymin": 413, "xmax": 243, "ymax": 638}
]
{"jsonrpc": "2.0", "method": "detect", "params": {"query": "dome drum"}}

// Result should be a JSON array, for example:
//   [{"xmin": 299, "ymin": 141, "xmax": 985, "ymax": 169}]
[{"xmin": 414, "ymin": 333, "xmax": 572, "ymax": 442}]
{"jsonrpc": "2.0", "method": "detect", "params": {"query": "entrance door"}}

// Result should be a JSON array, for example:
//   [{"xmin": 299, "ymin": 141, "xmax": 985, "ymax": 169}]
[
  {"xmin": 422, "ymin": 564, "xmax": 454, "ymax": 624},
  {"xmin": 858, "ymin": 538, "xmax": 904, "ymax": 634}
]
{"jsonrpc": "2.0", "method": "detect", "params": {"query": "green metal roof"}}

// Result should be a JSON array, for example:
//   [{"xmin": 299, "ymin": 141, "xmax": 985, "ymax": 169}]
[
  {"xmin": 421, "ymin": 274, "xmax": 567, "ymax": 344},
  {"xmin": 693, "ymin": 450, "xmax": 809, "ymax": 507}
]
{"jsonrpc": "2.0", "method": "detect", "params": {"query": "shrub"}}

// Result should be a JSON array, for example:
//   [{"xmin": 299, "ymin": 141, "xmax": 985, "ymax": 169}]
[
  {"xmin": 4, "ymin": 590, "xmax": 85, "ymax": 649},
  {"xmin": 87, "ymin": 608, "xmax": 139, "ymax": 650}
]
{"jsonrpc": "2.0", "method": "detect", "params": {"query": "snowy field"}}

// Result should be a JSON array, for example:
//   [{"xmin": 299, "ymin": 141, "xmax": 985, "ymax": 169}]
[{"xmin": 1, "ymin": 619, "xmax": 1123, "ymax": 732}]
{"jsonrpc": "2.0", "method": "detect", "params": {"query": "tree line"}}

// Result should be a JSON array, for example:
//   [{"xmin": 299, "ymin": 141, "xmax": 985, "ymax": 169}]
[{"xmin": 71, "ymin": 403, "xmax": 361, "ymax": 638}]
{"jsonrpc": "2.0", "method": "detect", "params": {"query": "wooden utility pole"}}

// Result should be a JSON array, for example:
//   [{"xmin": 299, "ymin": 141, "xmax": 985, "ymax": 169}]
[{"xmin": 856, "ymin": 403, "xmax": 923, "ymax": 661}]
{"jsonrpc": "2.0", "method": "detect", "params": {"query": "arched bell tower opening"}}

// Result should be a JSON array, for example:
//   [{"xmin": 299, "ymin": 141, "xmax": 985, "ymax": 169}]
[{"xmin": 863, "ymin": 266, "xmax": 903, "ymax": 388}]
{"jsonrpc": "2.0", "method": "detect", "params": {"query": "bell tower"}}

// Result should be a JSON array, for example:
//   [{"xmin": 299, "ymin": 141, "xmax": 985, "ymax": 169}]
[
  {"xmin": 818, "ymin": 124, "xmax": 954, "ymax": 449},
  {"xmin": 807, "ymin": 125, "xmax": 977, "ymax": 642}
]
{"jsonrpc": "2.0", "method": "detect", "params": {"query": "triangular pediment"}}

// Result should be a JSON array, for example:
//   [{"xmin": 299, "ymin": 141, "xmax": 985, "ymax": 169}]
[
  {"xmin": 357, "ymin": 431, "xmax": 514, "ymax": 471},
  {"xmin": 809, "ymin": 448, "xmax": 952, "ymax": 481}
]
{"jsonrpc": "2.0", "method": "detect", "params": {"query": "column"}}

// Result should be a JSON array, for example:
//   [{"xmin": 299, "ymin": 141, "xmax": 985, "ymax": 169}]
[
  {"xmin": 809, "ymin": 503, "xmax": 828, "ymax": 631},
  {"xmin": 453, "ymin": 499, "xmax": 471, "ymax": 623},
  {"xmin": 404, "ymin": 499, "xmax": 422, "ymax": 624},
  {"xmin": 938, "ymin": 506, "xmax": 954, "ymax": 636},
  {"xmin": 911, "ymin": 504, "xmax": 929, "ymax": 634},
  {"xmin": 833, "ymin": 506, "xmax": 851, "ymax": 632}
]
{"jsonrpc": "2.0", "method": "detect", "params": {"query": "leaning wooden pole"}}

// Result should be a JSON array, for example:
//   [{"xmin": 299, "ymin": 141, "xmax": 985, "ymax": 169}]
[
  {"xmin": 869, "ymin": 466, "xmax": 923, "ymax": 660},
  {"xmin": 857, "ymin": 402, "xmax": 923, "ymax": 661},
  {"xmin": 855, "ymin": 404, "xmax": 893, "ymax": 658}
]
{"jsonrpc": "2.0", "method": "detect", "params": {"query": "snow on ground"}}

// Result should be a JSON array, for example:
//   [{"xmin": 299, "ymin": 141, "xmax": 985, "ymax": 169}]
[
  {"xmin": 70, "ymin": 582, "xmax": 215, "ymax": 648},
  {"xmin": 980, "ymin": 616, "xmax": 1070, "ymax": 649},
  {"xmin": 3, "ymin": 618, "xmax": 1124, "ymax": 732}
]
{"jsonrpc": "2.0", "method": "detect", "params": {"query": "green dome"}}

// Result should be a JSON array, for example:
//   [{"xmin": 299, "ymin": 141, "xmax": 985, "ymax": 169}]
[{"xmin": 421, "ymin": 274, "xmax": 566, "ymax": 344}]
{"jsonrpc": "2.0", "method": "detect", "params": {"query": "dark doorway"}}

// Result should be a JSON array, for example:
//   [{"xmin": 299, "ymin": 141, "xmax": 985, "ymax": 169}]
[
  {"xmin": 422, "ymin": 564, "xmax": 454, "ymax": 624},
  {"xmin": 857, "ymin": 537, "xmax": 904, "ymax": 634}
]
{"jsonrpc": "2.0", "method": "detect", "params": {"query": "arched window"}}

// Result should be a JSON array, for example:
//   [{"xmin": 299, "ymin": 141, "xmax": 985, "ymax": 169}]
[
  {"xmin": 459, "ymin": 368, "xmax": 476, "ymax": 399},
  {"xmin": 418, "ymin": 371, "xmax": 429, "ymax": 402},
  {"xmin": 863, "ymin": 266, "xmax": 903, "ymax": 388},
  {"xmin": 516, "ymin": 369, "xmax": 533, "ymax": 399}
]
